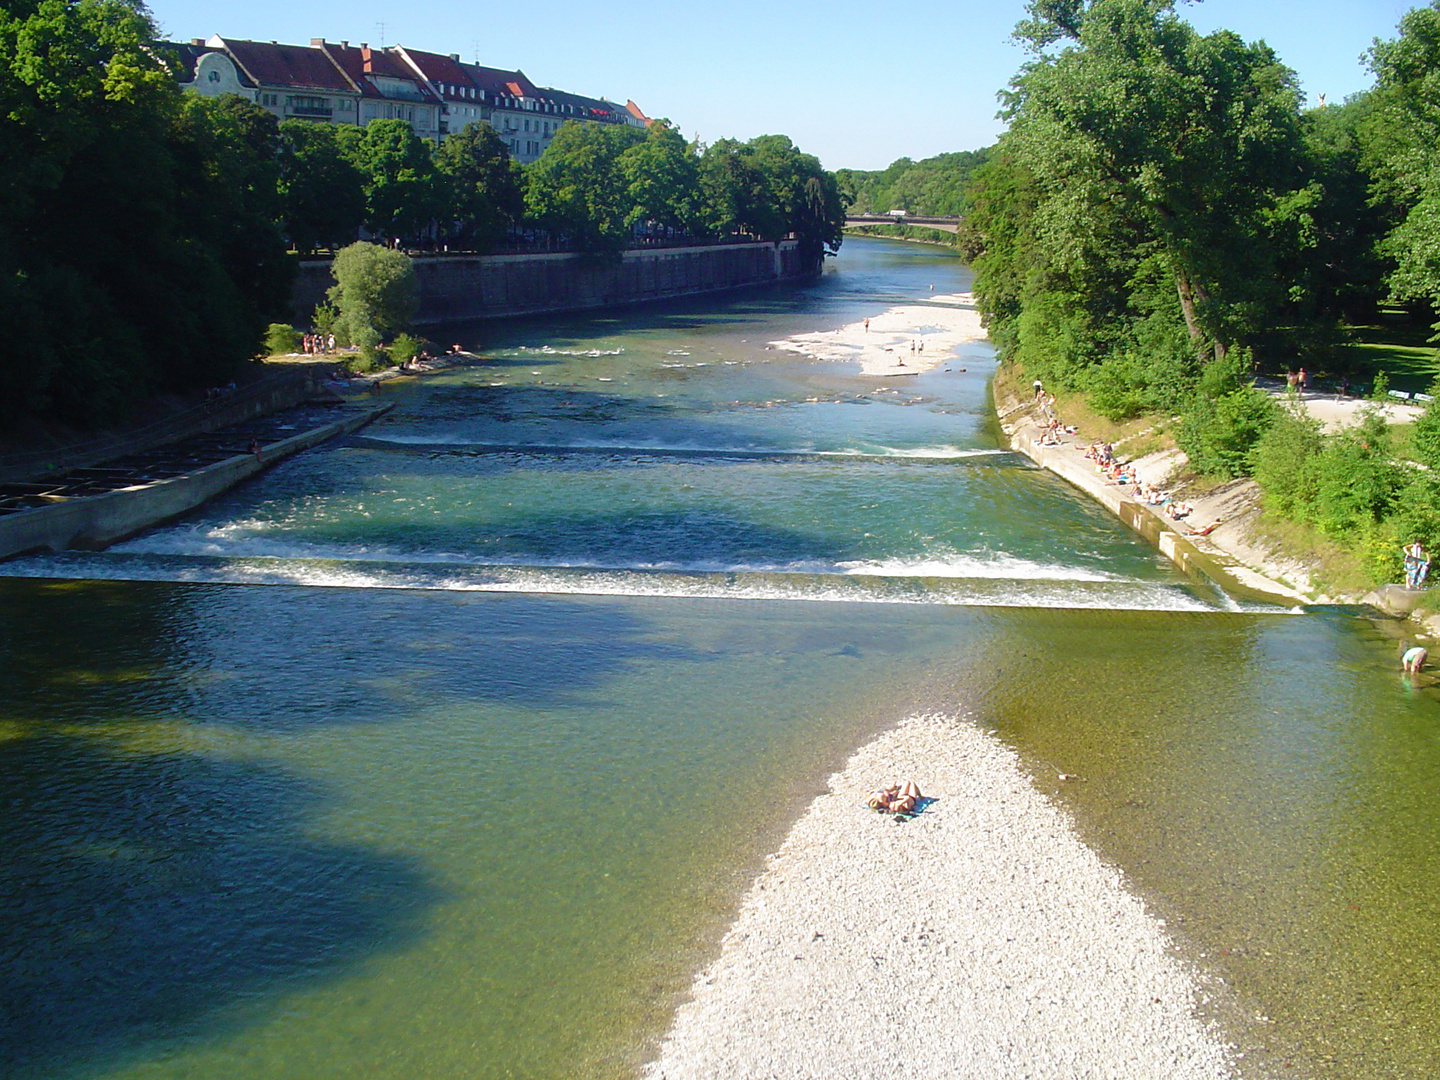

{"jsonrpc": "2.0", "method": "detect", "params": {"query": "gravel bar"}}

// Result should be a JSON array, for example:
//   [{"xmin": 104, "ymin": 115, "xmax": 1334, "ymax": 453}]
[{"xmin": 645, "ymin": 714, "xmax": 1236, "ymax": 1079}]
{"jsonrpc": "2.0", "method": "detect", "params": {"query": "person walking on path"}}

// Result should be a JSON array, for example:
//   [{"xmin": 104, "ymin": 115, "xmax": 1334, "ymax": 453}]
[{"xmin": 1033, "ymin": 378, "xmax": 1044, "ymax": 401}]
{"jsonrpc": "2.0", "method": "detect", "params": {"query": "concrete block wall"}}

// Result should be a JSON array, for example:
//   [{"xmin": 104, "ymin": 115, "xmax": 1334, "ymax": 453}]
[{"xmin": 293, "ymin": 241, "xmax": 811, "ymax": 326}]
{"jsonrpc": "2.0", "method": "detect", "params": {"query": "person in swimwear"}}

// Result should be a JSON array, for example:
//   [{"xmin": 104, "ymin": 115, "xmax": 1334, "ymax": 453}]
[
  {"xmin": 1403, "ymin": 645, "xmax": 1428, "ymax": 673},
  {"xmin": 867, "ymin": 780, "xmax": 923, "ymax": 813}
]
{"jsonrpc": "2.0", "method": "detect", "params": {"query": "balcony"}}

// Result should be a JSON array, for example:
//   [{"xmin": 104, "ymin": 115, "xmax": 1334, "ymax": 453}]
[{"xmin": 288, "ymin": 104, "xmax": 333, "ymax": 118}]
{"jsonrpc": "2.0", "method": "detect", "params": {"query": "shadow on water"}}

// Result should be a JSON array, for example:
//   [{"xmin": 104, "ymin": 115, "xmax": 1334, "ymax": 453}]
[
  {"xmin": 0, "ymin": 577, "xmax": 722, "ymax": 1077},
  {"xmin": 1, "ymin": 580, "xmax": 707, "ymax": 729},
  {"xmin": 0, "ymin": 735, "xmax": 441, "ymax": 1080}
]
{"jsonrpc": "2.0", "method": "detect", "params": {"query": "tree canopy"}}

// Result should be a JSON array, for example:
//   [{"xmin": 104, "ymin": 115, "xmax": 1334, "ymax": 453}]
[{"xmin": 0, "ymin": 0, "xmax": 292, "ymax": 425}]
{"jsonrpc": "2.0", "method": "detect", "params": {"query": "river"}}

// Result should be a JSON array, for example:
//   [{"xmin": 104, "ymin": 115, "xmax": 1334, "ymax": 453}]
[{"xmin": 2, "ymin": 239, "xmax": 1438, "ymax": 1079}]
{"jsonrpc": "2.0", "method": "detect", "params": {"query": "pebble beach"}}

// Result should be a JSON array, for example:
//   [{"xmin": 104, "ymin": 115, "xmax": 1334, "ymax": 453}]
[
  {"xmin": 645, "ymin": 714, "xmax": 1236, "ymax": 1079},
  {"xmin": 771, "ymin": 293, "xmax": 986, "ymax": 376}
]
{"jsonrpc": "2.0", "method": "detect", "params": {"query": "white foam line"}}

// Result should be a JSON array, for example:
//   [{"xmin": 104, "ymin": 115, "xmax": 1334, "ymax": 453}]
[
  {"xmin": 0, "ymin": 555, "xmax": 1289, "ymax": 613},
  {"xmin": 354, "ymin": 438, "xmax": 1017, "ymax": 463}
]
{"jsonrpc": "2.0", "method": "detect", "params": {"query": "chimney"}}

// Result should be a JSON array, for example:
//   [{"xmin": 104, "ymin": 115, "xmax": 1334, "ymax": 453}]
[
  {"xmin": 341, "ymin": 40, "xmax": 349, "ymax": 49},
  {"xmin": 361, "ymin": 45, "xmax": 373, "ymax": 73},
  {"xmin": 190, "ymin": 38, "xmax": 204, "ymax": 46},
  {"xmin": 450, "ymin": 53, "xmax": 460, "ymax": 62},
  {"xmin": 310, "ymin": 38, "xmax": 326, "ymax": 47}
]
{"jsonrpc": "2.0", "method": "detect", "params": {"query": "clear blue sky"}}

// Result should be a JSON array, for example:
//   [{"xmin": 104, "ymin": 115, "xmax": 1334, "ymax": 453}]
[{"xmin": 143, "ymin": 0, "xmax": 1420, "ymax": 171}]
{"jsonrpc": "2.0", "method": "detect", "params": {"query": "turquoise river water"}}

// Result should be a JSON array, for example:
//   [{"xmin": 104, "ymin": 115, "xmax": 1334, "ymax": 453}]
[{"xmin": 2, "ymin": 240, "xmax": 1439, "ymax": 1078}]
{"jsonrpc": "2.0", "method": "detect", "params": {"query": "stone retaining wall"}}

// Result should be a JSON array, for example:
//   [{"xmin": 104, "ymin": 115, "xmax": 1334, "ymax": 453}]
[
  {"xmin": 0, "ymin": 404, "xmax": 392, "ymax": 560},
  {"xmin": 292, "ymin": 242, "xmax": 810, "ymax": 325}
]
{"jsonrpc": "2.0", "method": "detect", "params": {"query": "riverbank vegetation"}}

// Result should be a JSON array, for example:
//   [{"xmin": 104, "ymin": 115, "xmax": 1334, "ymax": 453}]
[
  {"xmin": 837, "ymin": 151, "xmax": 989, "ymax": 256},
  {"xmin": 969, "ymin": 0, "xmax": 1440, "ymax": 588},
  {"xmin": 0, "ymin": 1, "xmax": 844, "ymax": 431}
]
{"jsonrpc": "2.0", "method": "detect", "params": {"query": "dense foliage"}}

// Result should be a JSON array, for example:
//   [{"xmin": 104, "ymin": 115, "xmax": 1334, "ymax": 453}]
[
  {"xmin": 836, "ymin": 150, "xmax": 991, "ymax": 217},
  {"xmin": 965, "ymin": 0, "xmax": 1440, "ymax": 585},
  {"xmin": 0, "ymin": 2, "xmax": 845, "ymax": 428},
  {"xmin": 0, "ymin": 0, "xmax": 292, "ymax": 425}
]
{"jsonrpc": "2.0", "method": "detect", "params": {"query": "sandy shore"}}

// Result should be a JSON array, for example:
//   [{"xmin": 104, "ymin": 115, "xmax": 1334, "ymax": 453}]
[
  {"xmin": 646, "ymin": 714, "xmax": 1234, "ymax": 1079},
  {"xmin": 771, "ymin": 293, "xmax": 986, "ymax": 376}
]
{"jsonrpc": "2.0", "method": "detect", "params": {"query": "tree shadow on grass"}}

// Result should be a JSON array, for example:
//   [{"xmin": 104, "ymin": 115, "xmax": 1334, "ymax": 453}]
[{"xmin": 0, "ymin": 734, "xmax": 441, "ymax": 1080}]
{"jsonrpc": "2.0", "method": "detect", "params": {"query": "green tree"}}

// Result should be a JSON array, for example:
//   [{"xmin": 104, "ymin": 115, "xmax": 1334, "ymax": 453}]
[
  {"xmin": 1366, "ymin": 2, "xmax": 1440, "ymax": 313},
  {"xmin": 432, "ymin": 120, "xmax": 523, "ymax": 251},
  {"xmin": 279, "ymin": 119, "xmax": 366, "ymax": 253},
  {"xmin": 1001, "ymin": 0, "xmax": 1314, "ymax": 363},
  {"xmin": 326, "ymin": 241, "xmax": 417, "ymax": 357},
  {"xmin": 524, "ymin": 120, "xmax": 645, "ymax": 254},
  {"xmin": 344, "ymin": 118, "xmax": 443, "ymax": 242},
  {"xmin": 697, "ymin": 136, "xmax": 844, "ymax": 262},
  {"xmin": 175, "ymin": 93, "xmax": 295, "ymax": 333},
  {"xmin": 618, "ymin": 119, "xmax": 700, "ymax": 236},
  {"xmin": 0, "ymin": 1, "xmax": 288, "ymax": 424}
]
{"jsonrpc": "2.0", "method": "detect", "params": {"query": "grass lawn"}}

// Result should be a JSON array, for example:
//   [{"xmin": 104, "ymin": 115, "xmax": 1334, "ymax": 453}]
[{"xmin": 1335, "ymin": 309, "xmax": 1438, "ymax": 394}]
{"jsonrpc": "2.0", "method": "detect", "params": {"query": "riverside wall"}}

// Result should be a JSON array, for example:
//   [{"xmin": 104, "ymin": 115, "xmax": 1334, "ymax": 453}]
[
  {"xmin": 996, "ymin": 393, "xmax": 1303, "ymax": 608},
  {"xmin": 0, "ymin": 366, "xmax": 335, "ymax": 484},
  {"xmin": 0, "ymin": 404, "xmax": 392, "ymax": 560},
  {"xmin": 292, "ymin": 241, "xmax": 811, "ymax": 325}
]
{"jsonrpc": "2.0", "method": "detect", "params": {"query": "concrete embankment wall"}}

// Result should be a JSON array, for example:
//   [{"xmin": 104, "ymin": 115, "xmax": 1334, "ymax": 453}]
[
  {"xmin": 292, "ymin": 241, "xmax": 810, "ymax": 325},
  {"xmin": 0, "ymin": 366, "xmax": 334, "ymax": 484},
  {"xmin": 1000, "ymin": 403, "xmax": 1301, "ymax": 608},
  {"xmin": 0, "ymin": 404, "xmax": 392, "ymax": 560}
]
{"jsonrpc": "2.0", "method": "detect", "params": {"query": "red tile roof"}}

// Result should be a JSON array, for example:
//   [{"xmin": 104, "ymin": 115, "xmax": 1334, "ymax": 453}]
[
  {"xmin": 394, "ymin": 46, "xmax": 476, "ymax": 98},
  {"xmin": 217, "ymin": 38, "xmax": 355, "ymax": 94},
  {"xmin": 324, "ymin": 43, "xmax": 439, "ymax": 101},
  {"xmin": 462, "ymin": 63, "xmax": 543, "ymax": 102}
]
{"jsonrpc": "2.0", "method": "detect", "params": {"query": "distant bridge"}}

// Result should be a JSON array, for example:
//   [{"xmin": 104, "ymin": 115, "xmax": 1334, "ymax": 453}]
[{"xmin": 845, "ymin": 214, "xmax": 963, "ymax": 234}]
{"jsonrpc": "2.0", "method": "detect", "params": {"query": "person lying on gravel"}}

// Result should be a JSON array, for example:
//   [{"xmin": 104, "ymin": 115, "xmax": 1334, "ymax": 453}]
[{"xmin": 867, "ymin": 780, "xmax": 922, "ymax": 813}]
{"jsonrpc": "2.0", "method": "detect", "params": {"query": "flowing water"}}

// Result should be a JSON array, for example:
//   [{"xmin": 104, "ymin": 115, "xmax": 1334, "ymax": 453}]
[{"xmin": 2, "ymin": 240, "xmax": 1438, "ymax": 1079}]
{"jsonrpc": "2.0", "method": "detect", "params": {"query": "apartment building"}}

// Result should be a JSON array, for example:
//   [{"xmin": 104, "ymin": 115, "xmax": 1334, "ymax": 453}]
[{"xmin": 170, "ymin": 35, "xmax": 649, "ymax": 164}]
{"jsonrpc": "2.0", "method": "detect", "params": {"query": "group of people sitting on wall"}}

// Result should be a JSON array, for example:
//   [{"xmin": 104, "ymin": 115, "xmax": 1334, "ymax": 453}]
[{"xmin": 1035, "ymin": 395, "xmax": 1078, "ymax": 447}]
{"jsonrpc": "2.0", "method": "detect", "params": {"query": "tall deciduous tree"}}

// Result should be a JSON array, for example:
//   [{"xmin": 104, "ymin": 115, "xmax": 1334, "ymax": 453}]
[
  {"xmin": 1001, "ymin": 0, "xmax": 1313, "ymax": 362},
  {"xmin": 1366, "ymin": 2, "xmax": 1440, "ymax": 313},
  {"xmin": 432, "ymin": 121, "xmax": 523, "ymax": 252},
  {"xmin": 343, "ymin": 118, "xmax": 443, "ymax": 242},
  {"xmin": 525, "ymin": 120, "xmax": 645, "ymax": 255},
  {"xmin": 618, "ymin": 119, "xmax": 700, "ymax": 237},
  {"xmin": 279, "ymin": 119, "xmax": 366, "ymax": 253},
  {"xmin": 0, "ymin": 0, "xmax": 290, "ymax": 425}
]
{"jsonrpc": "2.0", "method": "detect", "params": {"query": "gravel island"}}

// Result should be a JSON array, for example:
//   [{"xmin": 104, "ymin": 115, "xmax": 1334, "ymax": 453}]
[{"xmin": 646, "ymin": 714, "xmax": 1236, "ymax": 1080}]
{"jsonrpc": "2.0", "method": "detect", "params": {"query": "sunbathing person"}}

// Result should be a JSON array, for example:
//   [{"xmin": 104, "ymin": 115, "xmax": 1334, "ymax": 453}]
[{"xmin": 867, "ymin": 780, "xmax": 923, "ymax": 813}]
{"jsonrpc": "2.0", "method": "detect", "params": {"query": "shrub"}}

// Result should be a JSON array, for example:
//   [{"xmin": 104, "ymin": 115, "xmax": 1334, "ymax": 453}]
[
  {"xmin": 263, "ymin": 323, "xmax": 302, "ymax": 356},
  {"xmin": 1084, "ymin": 353, "xmax": 1151, "ymax": 421},
  {"xmin": 387, "ymin": 332, "xmax": 425, "ymax": 368},
  {"xmin": 1252, "ymin": 404, "xmax": 1324, "ymax": 518},
  {"xmin": 1308, "ymin": 410, "xmax": 1402, "ymax": 539},
  {"xmin": 311, "ymin": 302, "xmax": 339, "ymax": 340},
  {"xmin": 326, "ymin": 242, "xmax": 417, "ymax": 351},
  {"xmin": 1177, "ymin": 387, "xmax": 1277, "ymax": 479}
]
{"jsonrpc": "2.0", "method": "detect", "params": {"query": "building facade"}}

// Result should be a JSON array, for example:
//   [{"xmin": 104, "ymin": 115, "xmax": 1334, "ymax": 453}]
[{"xmin": 170, "ymin": 35, "xmax": 649, "ymax": 163}]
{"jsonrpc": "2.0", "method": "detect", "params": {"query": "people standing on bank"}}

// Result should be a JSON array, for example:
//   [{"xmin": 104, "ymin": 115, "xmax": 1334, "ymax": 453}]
[
  {"xmin": 1403, "ymin": 540, "xmax": 1430, "ymax": 589},
  {"xmin": 864, "ymin": 318, "xmax": 870, "ymax": 332},
  {"xmin": 1033, "ymin": 378, "xmax": 1044, "ymax": 401},
  {"xmin": 1298, "ymin": 367, "xmax": 1309, "ymax": 393}
]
